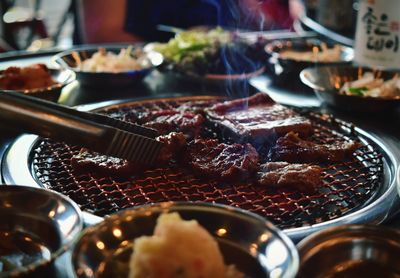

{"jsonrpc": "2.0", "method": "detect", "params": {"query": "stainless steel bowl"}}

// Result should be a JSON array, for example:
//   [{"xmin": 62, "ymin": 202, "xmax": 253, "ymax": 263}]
[
  {"xmin": 297, "ymin": 225, "xmax": 400, "ymax": 278},
  {"xmin": 0, "ymin": 68, "xmax": 75, "ymax": 102},
  {"xmin": 0, "ymin": 185, "xmax": 83, "ymax": 276},
  {"xmin": 53, "ymin": 45, "xmax": 163, "ymax": 88},
  {"xmin": 265, "ymin": 38, "xmax": 353, "ymax": 78},
  {"xmin": 72, "ymin": 202, "xmax": 299, "ymax": 278},
  {"xmin": 300, "ymin": 65, "xmax": 400, "ymax": 113}
]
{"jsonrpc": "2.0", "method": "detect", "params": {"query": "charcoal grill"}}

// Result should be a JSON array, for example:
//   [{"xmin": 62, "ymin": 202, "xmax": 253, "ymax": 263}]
[{"xmin": 2, "ymin": 96, "xmax": 399, "ymax": 242}]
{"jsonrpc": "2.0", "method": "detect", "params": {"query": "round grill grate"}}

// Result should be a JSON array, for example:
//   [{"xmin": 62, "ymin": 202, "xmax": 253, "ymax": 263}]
[{"xmin": 32, "ymin": 98, "xmax": 383, "ymax": 229}]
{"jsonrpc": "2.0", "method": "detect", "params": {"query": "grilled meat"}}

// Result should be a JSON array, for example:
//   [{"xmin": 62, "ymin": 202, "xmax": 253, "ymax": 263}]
[
  {"xmin": 71, "ymin": 132, "xmax": 187, "ymax": 176},
  {"xmin": 156, "ymin": 132, "xmax": 187, "ymax": 163},
  {"xmin": 206, "ymin": 93, "xmax": 313, "ymax": 143},
  {"xmin": 177, "ymin": 99, "xmax": 220, "ymax": 114},
  {"xmin": 270, "ymin": 132, "xmax": 361, "ymax": 163},
  {"xmin": 185, "ymin": 139, "xmax": 259, "ymax": 181},
  {"xmin": 142, "ymin": 110, "xmax": 205, "ymax": 137},
  {"xmin": 70, "ymin": 148, "xmax": 140, "ymax": 176},
  {"xmin": 258, "ymin": 162, "xmax": 322, "ymax": 191}
]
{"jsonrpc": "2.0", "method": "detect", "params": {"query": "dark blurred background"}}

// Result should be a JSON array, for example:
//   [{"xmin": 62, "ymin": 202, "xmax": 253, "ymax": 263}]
[{"xmin": 0, "ymin": 0, "xmax": 357, "ymax": 53}]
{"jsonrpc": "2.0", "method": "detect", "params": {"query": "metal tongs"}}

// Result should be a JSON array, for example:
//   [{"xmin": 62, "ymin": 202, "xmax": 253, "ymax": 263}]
[{"xmin": 0, "ymin": 91, "xmax": 163, "ymax": 165}]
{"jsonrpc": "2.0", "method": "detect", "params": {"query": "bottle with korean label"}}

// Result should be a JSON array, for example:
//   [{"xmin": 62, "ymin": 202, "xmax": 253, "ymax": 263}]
[{"xmin": 354, "ymin": 0, "xmax": 400, "ymax": 69}]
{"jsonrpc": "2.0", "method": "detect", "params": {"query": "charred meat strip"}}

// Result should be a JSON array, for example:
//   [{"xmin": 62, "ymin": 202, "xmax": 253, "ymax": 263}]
[
  {"xmin": 71, "ymin": 132, "xmax": 187, "ymax": 176},
  {"xmin": 185, "ymin": 139, "xmax": 259, "ymax": 181},
  {"xmin": 270, "ymin": 132, "xmax": 361, "ymax": 163},
  {"xmin": 142, "ymin": 110, "xmax": 205, "ymax": 137},
  {"xmin": 177, "ymin": 99, "xmax": 220, "ymax": 114},
  {"xmin": 70, "ymin": 148, "xmax": 140, "ymax": 176},
  {"xmin": 258, "ymin": 162, "xmax": 322, "ymax": 191},
  {"xmin": 206, "ymin": 93, "xmax": 313, "ymax": 142}
]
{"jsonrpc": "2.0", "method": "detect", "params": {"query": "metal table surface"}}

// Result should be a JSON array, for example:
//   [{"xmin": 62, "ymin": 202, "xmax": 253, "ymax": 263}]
[{"xmin": 0, "ymin": 49, "xmax": 399, "ymax": 277}]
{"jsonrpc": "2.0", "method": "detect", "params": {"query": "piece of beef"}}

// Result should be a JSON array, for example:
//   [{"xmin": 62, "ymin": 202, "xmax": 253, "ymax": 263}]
[
  {"xmin": 258, "ymin": 162, "xmax": 322, "ymax": 191},
  {"xmin": 177, "ymin": 99, "xmax": 220, "ymax": 114},
  {"xmin": 70, "ymin": 148, "xmax": 140, "ymax": 176},
  {"xmin": 142, "ymin": 110, "xmax": 205, "ymax": 137},
  {"xmin": 71, "ymin": 132, "xmax": 187, "ymax": 176},
  {"xmin": 206, "ymin": 93, "xmax": 313, "ymax": 143},
  {"xmin": 270, "ymin": 132, "xmax": 361, "ymax": 163},
  {"xmin": 185, "ymin": 139, "xmax": 259, "ymax": 181},
  {"xmin": 156, "ymin": 132, "xmax": 187, "ymax": 163}
]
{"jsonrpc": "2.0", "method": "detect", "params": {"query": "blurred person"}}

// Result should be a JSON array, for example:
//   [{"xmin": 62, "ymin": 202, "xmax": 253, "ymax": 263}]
[{"xmin": 78, "ymin": 0, "xmax": 292, "ymax": 44}]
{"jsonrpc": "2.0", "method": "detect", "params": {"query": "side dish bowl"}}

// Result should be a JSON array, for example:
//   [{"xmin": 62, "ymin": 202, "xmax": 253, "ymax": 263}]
[
  {"xmin": 0, "ymin": 185, "xmax": 83, "ymax": 276},
  {"xmin": 300, "ymin": 65, "xmax": 400, "ymax": 113},
  {"xmin": 297, "ymin": 225, "xmax": 400, "ymax": 278},
  {"xmin": 53, "ymin": 46, "xmax": 163, "ymax": 88},
  {"xmin": 72, "ymin": 202, "xmax": 299, "ymax": 278},
  {"xmin": 0, "ymin": 68, "xmax": 75, "ymax": 102},
  {"xmin": 265, "ymin": 39, "xmax": 354, "ymax": 78}
]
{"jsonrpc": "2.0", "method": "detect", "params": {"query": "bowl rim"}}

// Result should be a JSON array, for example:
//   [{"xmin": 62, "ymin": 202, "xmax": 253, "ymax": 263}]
[
  {"xmin": 52, "ymin": 45, "xmax": 162, "ymax": 75},
  {"xmin": 72, "ymin": 201, "xmax": 299, "ymax": 278},
  {"xmin": 0, "ymin": 184, "xmax": 84, "ymax": 276},
  {"xmin": 0, "ymin": 67, "xmax": 76, "ymax": 94},
  {"xmin": 300, "ymin": 65, "xmax": 400, "ymax": 102}
]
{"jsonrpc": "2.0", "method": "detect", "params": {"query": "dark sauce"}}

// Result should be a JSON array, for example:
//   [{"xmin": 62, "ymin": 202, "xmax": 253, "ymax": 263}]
[
  {"xmin": 0, "ymin": 230, "xmax": 51, "ymax": 273},
  {"xmin": 98, "ymin": 239, "xmax": 267, "ymax": 278}
]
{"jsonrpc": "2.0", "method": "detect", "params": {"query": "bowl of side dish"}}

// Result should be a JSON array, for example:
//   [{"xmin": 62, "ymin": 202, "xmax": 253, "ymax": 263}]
[
  {"xmin": 297, "ymin": 225, "xmax": 400, "ymax": 278},
  {"xmin": 265, "ymin": 38, "xmax": 354, "ymax": 79},
  {"xmin": 72, "ymin": 202, "xmax": 299, "ymax": 278},
  {"xmin": 0, "ymin": 185, "xmax": 83, "ymax": 276},
  {"xmin": 147, "ymin": 27, "xmax": 266, "ymax": 85},
  {"xmin": 0, "ymin": 63, "xmax": 75, "ymax": 102},
  {"xmin": 53, "ymin": 45, "xmax": 163, "ymax": 88},
  {"xmin": 300, "ymin": 65, "xmax": 400, "ymax": 113}
]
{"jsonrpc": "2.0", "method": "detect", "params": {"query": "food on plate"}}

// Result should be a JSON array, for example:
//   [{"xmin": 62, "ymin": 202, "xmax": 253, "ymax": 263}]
[
  {"xmin": 0, "ymin": 63, "xmax": 57, "ymax": 90},
  {"xmin": 258, "ymin": 162, "xmax": 322, "ymax": 191},
  {"xmin": 71, "ymin": 132, "xmax": 187, "ymax": 176},
  {"xmin": 75, "ymin": 47, "xmax": 150, "ymax": 73},
  {"xmin": 339, "ymin": 72, "xmax": 400, "ymax": 98},
  {"xmin": 152, "ymin": 27, "xmax": 265, "ymax": 76},
  {"xmin": 185, "ymin": 139, "xmax": 259, "ymax": 181},
  {"xmin": 279, "ymin": 43, "xmax": 342, "ymax": 62},
  {"xmin": 129, "ymin": 212, "xmax": 243, "ymax": 278},
  {"xmin": 206, "ymin": 93, "xmax": 313, "ymax": 143},
  {"xmin": 270, "ymin": 132, "xmax": 361, "ymax": 163}
]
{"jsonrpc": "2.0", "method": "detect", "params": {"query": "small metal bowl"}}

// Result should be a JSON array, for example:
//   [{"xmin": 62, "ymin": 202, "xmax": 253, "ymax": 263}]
[
  {"xmin": 0, "ymin": 68, "xmax": 75, "ymax": 102},
  {"xmin": 72, "ymin": 202, "xmax": 299, "ymax": 278},
  {"xmin": 53, "ymin": 45, "xmax": 163, "ymax": 88},
  {"xmin": 175, "ymin": 66, "xmax": 266, "ymax": 86},
  {"xmin": 297, "ymin": 225, "xmax": 400, "ymax": 278},
  {"xmin": 265, "ymin": 38, "xmax": 353, "ymax": 78},
  {"xmin": 0, "ymin": 185, "xmax": 83, "ymax": 276},
  {"xmin": 300, "ymin": 65, "xmax": 400, "ymax": 113}
]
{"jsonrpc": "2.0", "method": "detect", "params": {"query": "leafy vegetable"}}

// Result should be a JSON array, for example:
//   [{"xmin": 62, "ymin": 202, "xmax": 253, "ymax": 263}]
[
  {"xmin": 153, "ymin": 27, "xmax": 231, "ymax": 63},
  {"xmin": 348, "ymin": 87, "xmax": 367, "ymax": 96}
]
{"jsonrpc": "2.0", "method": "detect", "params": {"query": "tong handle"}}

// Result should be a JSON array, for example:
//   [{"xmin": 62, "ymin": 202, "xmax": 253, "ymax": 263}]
[
  {"xmin": 2, "ymin": 90, "xmax": 158, "ymax": 138},
  {"xmin": 0, "ymin": 91, "xmax": 113, "ymax": 149},
  {"xmin": 0, "ymin": 91, "xmax": 162, "ymax": 164}
]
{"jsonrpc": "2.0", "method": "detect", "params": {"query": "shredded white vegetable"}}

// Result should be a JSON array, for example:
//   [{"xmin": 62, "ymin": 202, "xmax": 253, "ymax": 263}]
[{"xmin": 77, "ymin": 47, "xmax": 150, "ymax": 73}]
